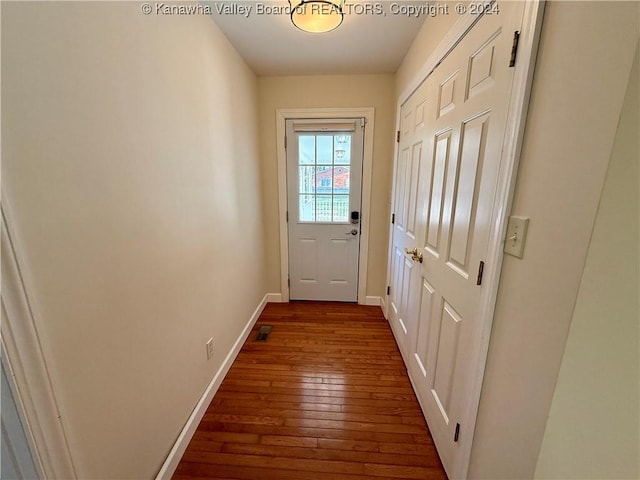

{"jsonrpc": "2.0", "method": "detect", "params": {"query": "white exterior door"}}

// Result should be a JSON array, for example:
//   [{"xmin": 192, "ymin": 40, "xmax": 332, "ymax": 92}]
[
  {"xmin": 388, "ymin": 3, "xmax": 526, "ymax": 478},
  {"xmin": 286, "ymin": 119, "xmax": 364, "ymax": 302}
]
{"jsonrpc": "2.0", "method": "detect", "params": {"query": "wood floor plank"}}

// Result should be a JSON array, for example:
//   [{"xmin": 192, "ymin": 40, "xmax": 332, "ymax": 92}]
[
  {"xmin": 213, "ymin": 390, "xmax": 423, "ymax": 409},
  {"xmin": 180, "ymin": 451, "xmax": 367, "ymax": 475},
  {"xmin": 219, "ymin": 442, "xmax": 438, "ymax": 467},
  {"xmin": 191, "ymin": 431, "xmax": 260, "ymax": 444},
  {"xmin": 175, "ymin": 463, "xmax": 398, "ymax": 480},
  {"xmin": 205, "ymin": 406, "xmax": 408, "ymax": 425},
  {"xmin": 283, "ymin": 417, "xmax": 426, "ymax": 434},
  {"xmin": 260, "ymin": 435, "xmax": 318, "ymax": 448},
  {"xmin": 173, "ymin": 302, "xmax": 447, "ymax": 480},
  {"xmin": 195, "ymin": 422, "xmax": 424, "ymax": 444}
]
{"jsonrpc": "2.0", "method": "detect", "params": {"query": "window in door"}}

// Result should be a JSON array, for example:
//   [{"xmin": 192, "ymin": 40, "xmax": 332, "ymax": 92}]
[{"xmin": 298, "ymin": 133, "xmax": 353, "ymax": 223}]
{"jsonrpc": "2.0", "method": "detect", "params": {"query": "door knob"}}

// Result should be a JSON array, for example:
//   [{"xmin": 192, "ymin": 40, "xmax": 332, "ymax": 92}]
[
  {"xmin": 404, "ymin": 247, "xmax": 423, "ymax": 263},
  {"xmin": 346, "ymin": 229, "xmax": 358, "ymax": 236}
]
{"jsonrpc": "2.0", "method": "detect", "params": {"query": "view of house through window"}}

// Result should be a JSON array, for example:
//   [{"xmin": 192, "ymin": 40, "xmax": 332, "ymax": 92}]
[{"xmin": 298, "ymin": 133, "xmax": 352, "ymax": 222}]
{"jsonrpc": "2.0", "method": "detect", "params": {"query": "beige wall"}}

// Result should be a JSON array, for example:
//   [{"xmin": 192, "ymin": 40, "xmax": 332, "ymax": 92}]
[
  {"xmin": 258, "ymin": 74, "xmax": 395, "ymax": 297},
  {"xmin": 2, "ymin": 2, "xmax": 266, "ymax": 478},
  {"xmin": 468, "ymin": 2, "xmax": 639, "ymax": 479},
  {"xmin": 534, "ymin": 42, "xmax": 639, "ymax": 480}
]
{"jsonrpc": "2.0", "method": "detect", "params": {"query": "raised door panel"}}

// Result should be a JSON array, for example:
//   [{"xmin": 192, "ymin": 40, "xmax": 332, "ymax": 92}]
[
  {"xmin": 299, "ymin": 239, "xmax": 317, "ymax": 282},
  {"xmin": 394, "ymin": 148, "xmax": 410, "ymax": 231},
  {"xmin": 425, "ymin": 131, "xmax": 453, "ymax": 258},
  {"xmin": 405, "ymin": 142, "xmax": 423, "ymax": 240},
  {"xmin": 413, "ymin": 278, "xmax": 436, "ymax": 381},
  {"xmin": 327, "ymin": 238, "xmax": 350, "ymax": 284},
  {"xmin": 430, "ymin": 300, "xmax": 463, "ymax": 425},
  {"xmin": 445, "ymin": 112, "xmax": 491, "ymax": 280}
]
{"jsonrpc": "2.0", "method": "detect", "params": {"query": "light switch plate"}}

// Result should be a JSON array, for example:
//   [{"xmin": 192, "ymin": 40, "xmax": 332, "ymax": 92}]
[{"xmin": 504, "ymin": 216, "xmax": 529, "ymax": 258}]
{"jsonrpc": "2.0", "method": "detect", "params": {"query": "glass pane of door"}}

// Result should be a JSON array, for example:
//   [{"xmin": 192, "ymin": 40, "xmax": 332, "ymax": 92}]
[{"xmin": 297, "ymin": 133, "xmax": 352, "ymax": 223}]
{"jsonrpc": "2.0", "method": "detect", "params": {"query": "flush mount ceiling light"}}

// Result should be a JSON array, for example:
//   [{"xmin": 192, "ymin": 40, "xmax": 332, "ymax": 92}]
[{"xmin": 288, "ymin": 0, "xmax": 345, "ymax": 33}]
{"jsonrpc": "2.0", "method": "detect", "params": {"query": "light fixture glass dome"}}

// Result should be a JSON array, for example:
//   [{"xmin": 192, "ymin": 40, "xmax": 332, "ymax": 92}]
[{"xmin": 288, "ymin": 0, "xmax": 344, "ymax": 33}]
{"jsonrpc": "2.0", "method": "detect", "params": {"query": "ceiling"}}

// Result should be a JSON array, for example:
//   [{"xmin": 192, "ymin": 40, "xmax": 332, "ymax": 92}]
[{"xmin": 207, "ymin": 1, "xmax": 427, "ymax": 76}]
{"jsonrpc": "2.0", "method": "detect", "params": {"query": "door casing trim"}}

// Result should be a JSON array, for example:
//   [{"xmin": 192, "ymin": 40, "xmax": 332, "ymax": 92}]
[
  {"xmin": 1, "ymin": 194, "xmax": 78, "ymax": 479},
  {"xmin": 276, "ymin": 107, "xmax": 375, "ymax": 304},
  {"xmin": 385, "ymin": 2, "xmax": 546, "ymax": 478}
]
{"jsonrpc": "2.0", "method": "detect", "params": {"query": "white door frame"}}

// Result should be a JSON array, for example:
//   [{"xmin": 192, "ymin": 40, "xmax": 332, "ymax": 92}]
[
  {"xmin": 385, "ymin": 3, "xmax": 545, "ymax": 478},
  {"xmin": 1, "ymin": 194, "xmax": 78, "ymax": 479},
  {"xmin": 276, "ymin": 108, "xmax": 375, "ymax": 304}
]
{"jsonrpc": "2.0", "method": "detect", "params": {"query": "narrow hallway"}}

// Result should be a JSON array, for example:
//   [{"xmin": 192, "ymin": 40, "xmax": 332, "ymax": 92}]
[{"xmin": 173, "ymin": 302, "xmax": 447, "ymax": 480}]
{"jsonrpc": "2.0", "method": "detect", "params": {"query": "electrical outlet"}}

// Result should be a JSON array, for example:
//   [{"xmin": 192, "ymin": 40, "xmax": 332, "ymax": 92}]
[{"xmin": 206, "ymin": 338, "xmax": 214, "ymax": 360}]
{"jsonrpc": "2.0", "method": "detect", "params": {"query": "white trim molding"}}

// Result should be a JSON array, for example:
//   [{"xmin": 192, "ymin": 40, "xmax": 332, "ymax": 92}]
[
  {"xmin": 1, "ymin": 198, "xmax": 78, "ymax": 479},
  {"xmin": 155, "ymin": 293, "xmax": 269, "ymax": 479},
  {"xmin": 266, "ymin": 293, "xmax": 285, "ymax": 303},
  {"xmin": 275, "ymin": 107, "xmax": 376, "ymax": 305},
  {"xmin": 386, "ymin": 3, "xmax": 546, "ymax": 479},
  {"xmin": 364, "ymin": 296, "xmax": 382, "ymax": 307}
]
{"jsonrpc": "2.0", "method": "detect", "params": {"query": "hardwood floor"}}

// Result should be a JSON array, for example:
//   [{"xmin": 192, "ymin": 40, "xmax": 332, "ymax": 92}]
[{"xmin": 173, "ymin": 301, "xmax": 447, "ymax": 480}]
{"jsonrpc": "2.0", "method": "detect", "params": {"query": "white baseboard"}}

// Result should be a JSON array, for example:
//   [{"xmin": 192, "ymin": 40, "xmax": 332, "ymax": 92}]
[
  {"xmin": 364, "ymin": 296, "xmax": 382, "ymax": 306},
  {"xmin": 266, "ymin": 293, "xmax": 284, "ymax": 303},
  {"xmin": 380, "ymin": 296, "xmax": 387, "ymax": 319},
  {"xmin": 154, "ymin": 293, "xmax": 268, "ymax": 480}
]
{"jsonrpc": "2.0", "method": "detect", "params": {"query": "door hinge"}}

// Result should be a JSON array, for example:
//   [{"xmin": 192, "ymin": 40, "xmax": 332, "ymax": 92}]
[
  {"xmin": 284, "ymin": 135, "xmax": 288, "ymax": 149},
  {"xmin": 396, "ymin": 130, "xmax": 400, "ymax": 143},
  {"xmin": 288, "ymin": 277, "xmax": 290, "ymax": 287},
  {"xmin": 454, "ymin": 422, "xmax": 461, "ymax": 442},
  {"xmin": 476, "ymin": 261, "xmax": 485, "ymax": 286},
  {"xmin": 509, "ymin": 31, "xmax": 520, "ymax": 67},
  {"xmin": 286, "ymin": 210, "xmax": 289, "ymax": 222},
  {"xmin": 386, "ymin": 285, "xmax": 390, "ymax": 295},
  {"xmin": 391, "ymin": 213, "xmax": 395, "ymax": 224}
]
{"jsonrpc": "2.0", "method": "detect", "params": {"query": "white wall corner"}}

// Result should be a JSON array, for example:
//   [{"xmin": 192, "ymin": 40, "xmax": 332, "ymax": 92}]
[{"xmin": 154, "ymin": 293, "xmax": 268, "ymax": 480}]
